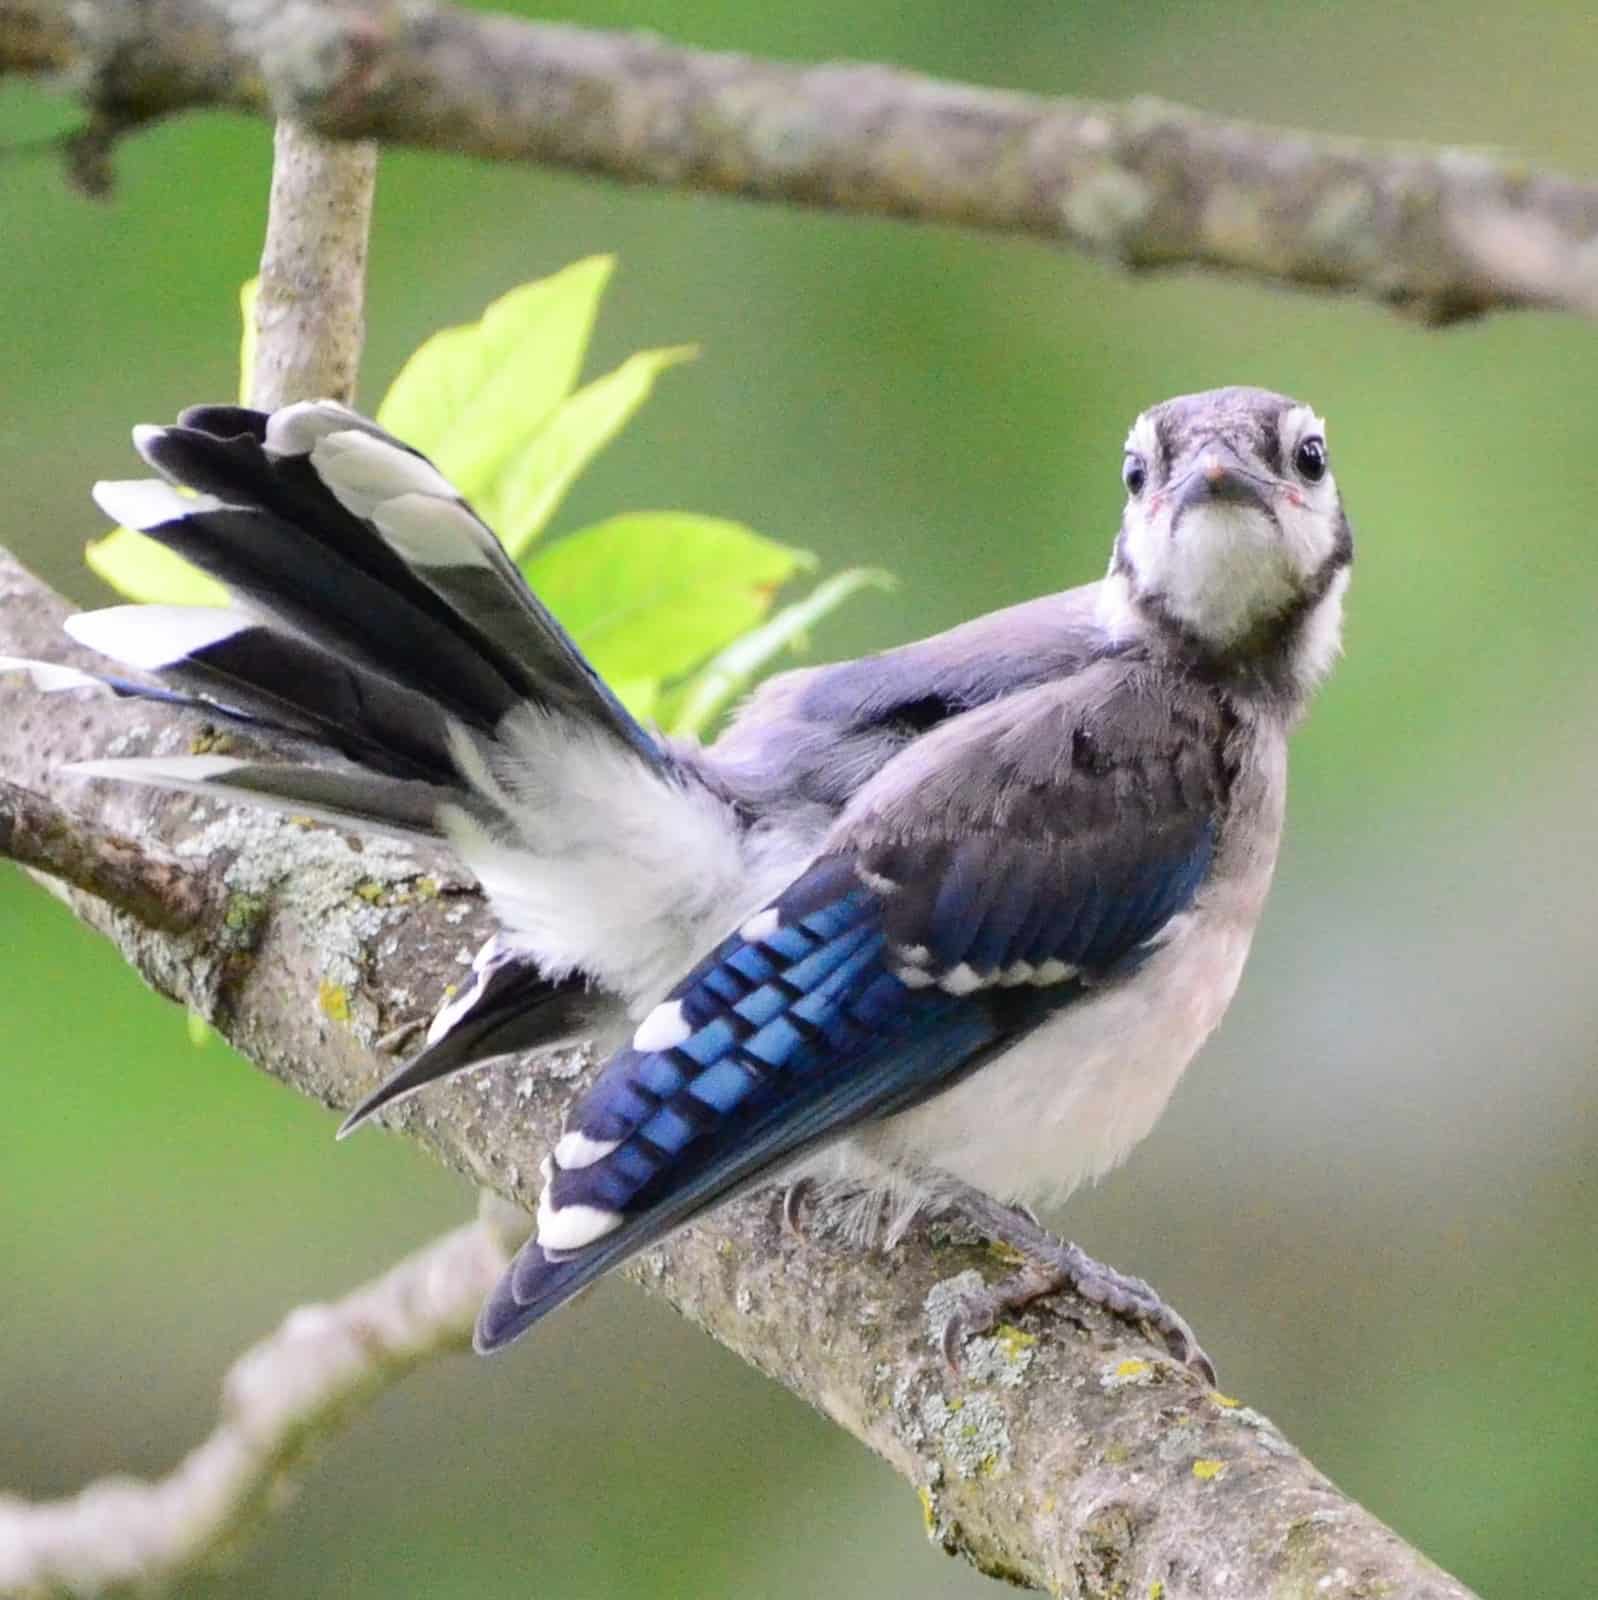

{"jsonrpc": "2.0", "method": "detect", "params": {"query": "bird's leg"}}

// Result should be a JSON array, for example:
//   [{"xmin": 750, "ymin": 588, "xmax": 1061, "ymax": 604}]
[{"xmin": 943, "ymin": 1191, "xmax": 1217, "ymax": 1387}]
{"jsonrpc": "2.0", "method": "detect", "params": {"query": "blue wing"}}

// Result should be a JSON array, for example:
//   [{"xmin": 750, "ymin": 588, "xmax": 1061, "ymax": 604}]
[{"xmin": 477, "ymin": 802, "xmax": 1215, "ymax": 1351}]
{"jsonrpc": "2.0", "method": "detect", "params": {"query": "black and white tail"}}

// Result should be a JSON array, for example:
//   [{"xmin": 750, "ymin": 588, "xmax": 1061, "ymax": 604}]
[{"xmin": 28, "ymin": 401, "xmax": 742, "ymax": 1132}]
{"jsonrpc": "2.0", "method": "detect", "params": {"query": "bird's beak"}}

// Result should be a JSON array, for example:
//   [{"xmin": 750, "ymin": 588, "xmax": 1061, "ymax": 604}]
[{"xmin": 1172, "ymin": 447, "xmax": 1272, "ymax": 519}]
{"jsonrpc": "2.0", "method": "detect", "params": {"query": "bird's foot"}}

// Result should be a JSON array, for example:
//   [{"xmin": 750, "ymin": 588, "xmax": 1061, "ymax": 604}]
[{"xmin": 941, "ymin": 1195, "xmax": 1217, "ymax": 1386}]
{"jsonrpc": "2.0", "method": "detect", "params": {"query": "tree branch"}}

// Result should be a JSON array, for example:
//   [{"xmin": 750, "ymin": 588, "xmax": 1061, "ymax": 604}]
[
  {"xmin": 252, "ymin": 121, "xmax": 377, "ymax": 409},
  {"xmin": 3, "ymin": 0, "xmax": 1597, "ymax": 322},
  {"xmin": 0, "ymin": 548, "xmax": 1478, "ymax": 1597},
  {"xmin": 0, "ymin": 774, "xmax": 214, "ymax": 933}
]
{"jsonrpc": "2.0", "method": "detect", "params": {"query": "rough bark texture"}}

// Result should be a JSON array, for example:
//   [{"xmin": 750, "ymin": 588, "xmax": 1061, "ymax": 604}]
[
  {"xmin": 0, "ymin": 549, "xmax": 1479, "ymax": 1597},
  {"xmin": 0, "ymin": 775, "xmax": 214, "ymax": 933},
  {"xmin": 3, "ymin": 0, "xmax": 1596, "ymax": 322},
  {"xmin": 252, "ymin": 121, "xmax": 377, "ymax": 409}
]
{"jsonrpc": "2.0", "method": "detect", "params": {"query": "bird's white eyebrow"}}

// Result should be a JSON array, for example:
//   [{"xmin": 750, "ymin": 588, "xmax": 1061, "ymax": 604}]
[
  {"xmin": 1280, "ymin": 404, "xmax": 1327, "ymax": 450},
  {"xmin": 1123, "ymin": 413, "xmax": 1160, "ymax": 462}
]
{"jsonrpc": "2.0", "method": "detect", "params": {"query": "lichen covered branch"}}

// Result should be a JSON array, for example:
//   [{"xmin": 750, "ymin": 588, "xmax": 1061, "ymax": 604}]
[
  {"xmin": 0, "ymin": 546, "xmax": 1478, "ymax": 1598},
  {"xmin": 3, "ymin": 0, "xmax": 1597, "ymax": 322}
]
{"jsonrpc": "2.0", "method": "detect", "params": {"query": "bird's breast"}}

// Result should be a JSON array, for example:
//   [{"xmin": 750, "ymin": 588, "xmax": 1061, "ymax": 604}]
[{"xmin": 865, "ymin": 729, "xmax": 1286, "ymax": 1206}]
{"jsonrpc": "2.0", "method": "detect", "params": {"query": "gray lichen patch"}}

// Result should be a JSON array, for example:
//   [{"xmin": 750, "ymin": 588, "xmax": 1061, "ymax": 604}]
[
  {"xmin": 958, "ymin": 1328, "xmax": 1036, "ymax": 1389},
  {"xmin": 173, "ymin": 808, "xmax": 436, "ymax": 1041},
  {"xmin": 1059, "ymin": 167, "xmax": 1154, "ymax": 254},
  {"xmin": 1219, "ymin": 1399, "xmax": 1295, "ymax": 1457},
  {"xmin": 924, "ymin": 1268, "xmax": 989, "ymax": 1348},
  {"xmin": 919, "ymin": 1390, "xmax": 1013, "ymax": 1479},
  {"xmin": 922, "ymin": 1270, "xmax": 1037, "ymax": 1387},
  {"xmin": 1153, "ymin": 1422, "xmax": 1205, "ymax": 1467}
]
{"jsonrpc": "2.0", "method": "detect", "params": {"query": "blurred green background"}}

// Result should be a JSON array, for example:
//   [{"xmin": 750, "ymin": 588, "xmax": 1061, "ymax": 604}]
[{"xmin": 3, "ymin": 1, "xmax": 1596, "ymax": 1595}]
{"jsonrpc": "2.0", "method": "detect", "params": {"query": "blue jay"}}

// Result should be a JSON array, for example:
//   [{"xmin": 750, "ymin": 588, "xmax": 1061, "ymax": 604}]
[{"xmin": 23, "ymin": 386, "xmax": 1351, "ymax": 1371}]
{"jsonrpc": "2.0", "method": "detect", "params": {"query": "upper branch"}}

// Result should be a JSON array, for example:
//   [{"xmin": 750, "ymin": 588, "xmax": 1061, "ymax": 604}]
[
  {"xmin": 0, "ymin": 548, "xmax": 1478, "ymax": 1596},
  {"xmin": 4, "ymin": 0, "xmax": 1597, "ymax": 322},
  {"xmin": 252, "ymin": 120, "xmax": 378, "ymax": 409}
]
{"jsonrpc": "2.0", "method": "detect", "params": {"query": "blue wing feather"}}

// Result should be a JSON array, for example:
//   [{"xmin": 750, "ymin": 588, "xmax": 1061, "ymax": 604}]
[{"xmin": 476, "ymin": 811, "xmax": 1215, "ymax": 1351}]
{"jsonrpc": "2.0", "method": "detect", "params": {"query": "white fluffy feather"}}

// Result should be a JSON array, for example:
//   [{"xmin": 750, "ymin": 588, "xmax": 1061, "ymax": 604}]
[{"xmin": 443, "ymin": 708, "xmax": 798, "ymax": 1011}]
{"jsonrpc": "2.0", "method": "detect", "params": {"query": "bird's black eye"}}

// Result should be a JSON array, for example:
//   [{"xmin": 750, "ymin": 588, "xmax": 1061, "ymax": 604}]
[
  {"xmin": 1122, "ymin": 455, "xmax": 1147, "ymax": 497},
  {"xmin": 1293, "ymin": 435, "xmax": 1328, "ymax": 483}
]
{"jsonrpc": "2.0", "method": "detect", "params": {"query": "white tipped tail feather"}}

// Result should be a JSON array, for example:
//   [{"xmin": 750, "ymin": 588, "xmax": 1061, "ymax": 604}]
[
  {"xmin": 91, "ymin": 479, "xmax": 228, "ymax": 532},
  {"xmin": 64, "ymin": 607, "xmax": 254, "ymax": 672}
]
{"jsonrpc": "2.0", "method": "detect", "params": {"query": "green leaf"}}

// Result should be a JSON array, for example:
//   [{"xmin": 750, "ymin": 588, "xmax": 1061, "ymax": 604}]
[
  {"xmin": 85, "ymin": 526, "xmax": 229, "ymax": 607},
  {"xmin": 375, "ymin": 256, "xmax": 617, "ymax": 497},
  {"xmin": 487, "ymin": 346, "xmax": 695, "ymax": 556},
  {"xmin": 525, "ymin": 512, "xmax": 808, "ymax": 686},
  {"xmin": 238, "ymin": 276, "xmax": 259, "ymax": 404},
  {"xmin": 666, "ymin": 568, "xmax": 895, "ymax": 736}
]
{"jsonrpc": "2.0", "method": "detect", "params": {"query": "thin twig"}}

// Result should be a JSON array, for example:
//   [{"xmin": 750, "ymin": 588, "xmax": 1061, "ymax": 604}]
[
  {"xmin": 0, "ymin": 1202, "xmax": 526, "ymax": 1598},
  {"xmin": 1, "ymin": 0, "xmax": 1596, "ymax": 322},
  {"xmin": 0, "ymin": 775, "xmax": 213, "ymax": 933},
  {"xmin": 252, "ymin": 121, "xmax": 378, "ymax": 409}
]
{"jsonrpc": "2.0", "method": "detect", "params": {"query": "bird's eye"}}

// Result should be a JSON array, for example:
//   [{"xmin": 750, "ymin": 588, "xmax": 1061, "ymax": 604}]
[
  {"xmin": 1293, "ymin": 436, "xmax": 1328, "ymax": 483},
  {"xmin": 1122, "ymin": 455, "xmax": 1147, "ymax": 497}
]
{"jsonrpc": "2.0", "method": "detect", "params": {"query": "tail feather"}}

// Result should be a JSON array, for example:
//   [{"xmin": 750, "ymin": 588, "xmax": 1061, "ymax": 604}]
[
  {"xmin": 69, "ymin": 755, "xmax": 461, "ymax": 839},
  {"xmin": 65, "ymin": 606, "xmax": 458, "ymax": 781},
  {"xmin": 135, "ymin": 403, "xmax": 661, "ymax": 763},
  {"xmin": 52, "ymin": 399, "xmax": 699, "ymax": 1124},
  {"xmin": 337, "ymin": 936, "xmax": 594, "ymax": 1136},
  {"xmin": 92, "ymin": 475, "xmax": 525, "ymax": 732}
]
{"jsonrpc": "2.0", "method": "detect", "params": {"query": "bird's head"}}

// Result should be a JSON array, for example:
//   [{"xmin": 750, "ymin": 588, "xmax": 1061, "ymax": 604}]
[{"xmin": 1102, "ymin": 386, "xmax": 1353, "ymax": 702}]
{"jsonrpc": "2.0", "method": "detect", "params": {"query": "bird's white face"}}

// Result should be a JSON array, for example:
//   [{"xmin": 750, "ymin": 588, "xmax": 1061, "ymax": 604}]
[{"xmin": 1102, "ymin": 388, "xmax": 1352, "ymax": 687}]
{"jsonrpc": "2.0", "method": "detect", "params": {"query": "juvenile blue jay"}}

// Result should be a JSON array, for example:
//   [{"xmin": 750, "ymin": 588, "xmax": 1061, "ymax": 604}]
[{"xmin": 28, "ymin": 386, "xmax": 1351, "ymax": 1371}]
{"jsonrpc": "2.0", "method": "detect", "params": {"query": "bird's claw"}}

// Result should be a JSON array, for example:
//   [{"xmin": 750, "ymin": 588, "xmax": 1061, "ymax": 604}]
[
  {"xmin": 940, "ymin": 1197, "xmax": 1217, "ymax": 1386},
  {"xmin": 1059, "ymin": 1246, "xmax": 1218, "ymax": 1386}
]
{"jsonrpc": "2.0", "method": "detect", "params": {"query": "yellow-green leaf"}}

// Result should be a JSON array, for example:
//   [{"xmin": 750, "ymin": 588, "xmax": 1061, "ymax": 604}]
[
  {"xmin": 608, "ymin": 677, "xmax": 661, "ymax": 724},
  {"xmin": 666, "ymin": 567, "xmax": 894, "ymax": 736},
  {"xmin": 488, "ymin": 346, "xmax": 695, "ymax": 555},
  {"xmin": 86, "ymin": 527, "xmax": 229, "ymax": 607},
  {"xmin": 526, "ymin": 513, "xmax": 808, "ymax": 685},
  {"xmin": 375, "ymin": 257, "xmax": 617, "ymax": 498}
]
